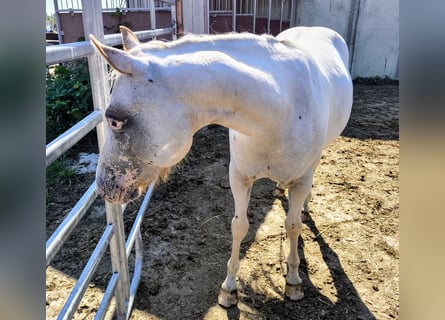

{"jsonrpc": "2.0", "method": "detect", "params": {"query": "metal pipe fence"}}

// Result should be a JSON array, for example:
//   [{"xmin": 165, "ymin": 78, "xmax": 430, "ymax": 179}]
[
  {"xmin": 55, "ymin": 0, "xmax": 173, "ymax": 13},
  {"xmin": 207, "ymin": 0, "xmax": 294, "ymax": 33},
  {"xmin": 46, "ymin": 0, "xmax": 176, "ymax": 318}
]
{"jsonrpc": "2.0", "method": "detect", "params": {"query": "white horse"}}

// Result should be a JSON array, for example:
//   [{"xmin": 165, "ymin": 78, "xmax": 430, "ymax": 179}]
[{"xmin": 91, "ymin": 25, "xmax": 352, "ymax": 307}]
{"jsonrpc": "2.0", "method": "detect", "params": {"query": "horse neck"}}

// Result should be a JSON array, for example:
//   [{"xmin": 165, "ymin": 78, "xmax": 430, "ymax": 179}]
[{"xmin": 158, "ymin": 49, "xmax": 282, "ymax": 138}]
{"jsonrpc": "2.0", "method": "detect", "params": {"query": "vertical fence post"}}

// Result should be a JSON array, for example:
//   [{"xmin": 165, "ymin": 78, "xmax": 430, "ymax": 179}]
[
  {"xmin": 105, "ymin": 203, "xmax": 131, "ymax": 319},
  {"xmin": 174, "ymin": 0, "xmax": 183, "ymax": 38},
  {"xmin": 232, "ymin": 0, "xmax": 236, "ymax": 31},
  {"xmin": 81, "ymin": 0, "xmax": 108, "ymax": 149},
  {"xmin": 149, "ymin": 0, "xmax": 156, "ymax": 31},
  {"xmin": 81, "ymin": 1, "xmax": 130, "ymax": 319}
]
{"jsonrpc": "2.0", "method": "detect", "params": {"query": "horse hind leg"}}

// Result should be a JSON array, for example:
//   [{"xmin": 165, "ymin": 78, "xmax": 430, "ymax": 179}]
[
  {"xmin": 273, "ymin": 182, "xmax": 286, "ymax": 197},
  {"xmin": 301, "ymin": 191, "xmax": 312, "ymax": 222},
  {"xmin": 218, "ymin": 164, "xmax": 252, "ymax": 308},
  {"xmin": 285, "ymin": 170, "xmax": 313, "ymax": 300},
  {"xmin": 274, "ymin": 183, "xmax": 311, "ymax": 222}
]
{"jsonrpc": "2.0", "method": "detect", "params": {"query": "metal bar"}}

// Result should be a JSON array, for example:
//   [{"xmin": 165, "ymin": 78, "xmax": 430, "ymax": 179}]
[
  {"xmin": 252, "ymin": 0, "xmax": 256, "ymax": 33},
  {"xmin": 206, "ymin": 0, "xmax": 210, "ymax": 34},
  {"xmin": 125, "ymin": 183, "xmax": 154, "ymax": 257},
  {"xmin": 289, "ymin": 0, "xmax": 295, "ymax": 27},
  {"xmin": 209, "ymin": 10, "xmax": 232, "ymax": 14},
  {"xmin": 57, "ymin": 224, "xmax": 115, "ymax": 320},
  {"xmin": 123, "ymin": 27, "xmax": 175, "ymax": 42},
  {"xmin": 170, "ymin": 2, "xmax": 177, "ymax": 40},
  {"xmin": 174, "ymin": 0, "xmax": 182, "ymax": 37},
  {"xmin": 127, "ymin": 229, "xmax": 144, "ymax": 319},
  {"xmin": 54, "ymin": 0, "xmax": 64, "ymax": 44},
  {"xmin": 46, "ymin": 111, "xmax": 102, "ymax": 167},
  {"xmin": 46, "ymin": 27, "xmax": 176, "ymax": 65},
  {"xmin": 46, "ymin": 182, "xmax": 98, "ymax": 267},
  {"xmin": 46, "ymin": 41, "xmax": 94, "ymax": 65},
  {"xmin": 94, "ymin": 272, "xmax": 119, "ymax": 320},
  {"xmin": 267, "ymin": 0, "xmax": 271, "ymax": 33},
  {"xmin": 280, "ymin": 0, "xmax": 284, "ymax": 32},
  {"xmin": 105, "ymin": 202, "xmax": 131, "ymax": 319},
  {"xmin": 232, "ymin": 0, "xmax": 236, "ymax": 31},
  {"xmin": 102, "ymin": 27, "xmax": 176, "ymax": 46},
  {"xmin": 149, "ymin": 0, "xmax": 156, "ymax": 31}
]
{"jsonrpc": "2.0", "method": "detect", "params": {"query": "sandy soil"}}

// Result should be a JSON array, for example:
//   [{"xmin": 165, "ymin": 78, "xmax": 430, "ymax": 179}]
[{"xmin": 46, "ymin": 83, "xmax": 399, "ymax": 320}]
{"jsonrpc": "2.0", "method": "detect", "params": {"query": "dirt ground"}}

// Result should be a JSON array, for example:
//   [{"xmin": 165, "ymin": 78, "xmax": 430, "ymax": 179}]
[{"xmin": 46, "ymin": 83, "xmax": 399, "ymax": 320}]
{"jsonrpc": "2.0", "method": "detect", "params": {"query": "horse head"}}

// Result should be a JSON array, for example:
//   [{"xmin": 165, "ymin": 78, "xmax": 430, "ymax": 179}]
[{"xmin": 90, "ymin": 31, "xmax": 193, "ymax": 204}]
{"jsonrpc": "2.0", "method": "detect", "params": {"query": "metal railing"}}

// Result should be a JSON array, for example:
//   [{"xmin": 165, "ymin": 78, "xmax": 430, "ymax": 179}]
[
  {"xmin": 55, "ymin": 0, "xmax": 173, "ymax": 13},
  {"xmin": 46, "ymin": 0, "xmax": 176, "ymax": 319},
  {"xmin": 207, "ymin": 0, "xmax": 294, "ymax": 34}
]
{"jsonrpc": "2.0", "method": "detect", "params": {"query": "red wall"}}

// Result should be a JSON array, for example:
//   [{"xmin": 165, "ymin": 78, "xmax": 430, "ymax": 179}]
[
  {"xmin": 59, "ymin": 10, "xmax": 173, "ymax": 43},
  {"xmin": 209, "ymin": 15, "xmax": 289, "ymax": 36}
]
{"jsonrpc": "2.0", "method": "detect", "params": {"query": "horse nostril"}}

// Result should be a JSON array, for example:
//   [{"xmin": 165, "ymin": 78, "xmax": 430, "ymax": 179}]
[{"xmin": 105, "ymin": 107, "xmax": 129, "ymax": 131}]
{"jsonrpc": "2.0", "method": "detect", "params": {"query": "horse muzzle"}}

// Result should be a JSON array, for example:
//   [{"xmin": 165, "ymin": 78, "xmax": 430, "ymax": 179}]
[{"xmin": 95, "ymin": 176, "xmax": 142, "ymax": 204}]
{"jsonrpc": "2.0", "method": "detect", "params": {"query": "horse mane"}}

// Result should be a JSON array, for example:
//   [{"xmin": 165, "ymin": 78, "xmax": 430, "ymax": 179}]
[{"xmin": 135, "ymin": 31, "xmax": 277, "ymax": 53}]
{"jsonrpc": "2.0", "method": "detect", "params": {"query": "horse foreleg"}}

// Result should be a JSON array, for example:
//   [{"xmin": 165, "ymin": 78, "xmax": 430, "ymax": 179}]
[
  {"xmin": 218, "ymin": 164, "xmax": 252, "ymax": 308},
  {"xmin": 285, "ymin": 170, "xmax": 313, "ymax": 300}
]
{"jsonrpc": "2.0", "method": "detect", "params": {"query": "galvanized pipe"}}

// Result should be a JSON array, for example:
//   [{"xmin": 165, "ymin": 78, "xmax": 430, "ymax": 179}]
[
  {"xmin": 127, "ymin": 229, "xmax": 144, "ymax": 319},
  {"xmin": 267, "ymin": 0, "xmax": 272, "ymax": 33},
  {"xmin": 46, "ymin": 27, "xmax": 175, "ymax": 65},
  {"xmin": 57, "ymin": 224, "xmax": 114, "ymax": 320},
  {"xmin": 149, "ymin": 0, "xmax": 156, "ymax": 31},
  {"xmin": 289, "ymin": 0, "xmax": 296, "ymax": 27},
  {"xmin": 232, "ymin": 0, "xmax": 236, "ymax": 31},
  {"xmin": 47, "ymin": 3, "xmax": 174, "ymax": 320},
  {"xmin": 94, "ymin": 272, "xmax": 119, "ymax": 320},
  {"xmin": 46, "ymin": 182, "xmax": 98, "ymax": 267},
  {"xmin": 46, "ymin": 111, "xmax": 102, "ymax": 167},
  {"xmin": 105, "ymin": 202, "xmax": 131, "ymax": 319},
  {"xmin": 252, "ymin": 0, "xmax": 257, "ymax": 33},
  {"xmin": 125, "ymin": 183, "xmax": 155, "ymax": 258}
]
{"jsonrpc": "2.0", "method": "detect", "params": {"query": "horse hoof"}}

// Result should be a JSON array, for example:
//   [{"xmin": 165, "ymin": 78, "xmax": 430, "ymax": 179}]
[
  {"xmin": 218, "ymin": 287, "xmax": 238, "ymax": 308},
  {"xmin": 285, "ymin": 282, "xmax": 304, "ymax": 301}
]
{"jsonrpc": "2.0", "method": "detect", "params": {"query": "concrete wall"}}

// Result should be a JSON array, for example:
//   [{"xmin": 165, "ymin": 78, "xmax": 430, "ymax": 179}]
[
  {"xmin": 351, "ymin": 0, "xmax": 399, "ymax": 79},
  {"xmin": 182, "ymin": 0, "xmax": 399, "ymax": 79},
  {"xmin": 297, "ymin": 0, "xmax": 353, "ymax": 41}
]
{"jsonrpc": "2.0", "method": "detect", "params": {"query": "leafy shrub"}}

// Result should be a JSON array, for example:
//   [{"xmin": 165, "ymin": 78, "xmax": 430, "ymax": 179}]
[
  {"xmin": 46, "ymin": 156, "xmax": 77, "ymax": 185},
  {"xmin": 46, "ymin": 60, "xmax": 93, "ymax": 143}
]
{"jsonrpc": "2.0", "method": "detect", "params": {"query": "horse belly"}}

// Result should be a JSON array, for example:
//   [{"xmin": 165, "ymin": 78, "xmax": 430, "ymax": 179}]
[{"xmin": 229, "ymin": 129, "xmax": 322, "ymax": 184}]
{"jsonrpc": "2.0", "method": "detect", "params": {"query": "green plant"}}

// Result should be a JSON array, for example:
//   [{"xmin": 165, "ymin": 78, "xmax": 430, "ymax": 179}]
[
  {"xmin": 46, "ymin": 60, "xmax": 93, "ymax": 143},
  {"xmin": 46, "ymin": 157, "xmax": 77, "ymax": 185}
]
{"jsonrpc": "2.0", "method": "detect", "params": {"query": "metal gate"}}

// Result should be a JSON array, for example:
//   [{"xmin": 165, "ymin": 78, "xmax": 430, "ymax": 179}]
[
  {"xmin": 46, "ymin": 1, "xmax": 177, "ymax": 319},
  {"xmin": 207, "ymin": 0, "xmax": 297, "ymax": 35}
]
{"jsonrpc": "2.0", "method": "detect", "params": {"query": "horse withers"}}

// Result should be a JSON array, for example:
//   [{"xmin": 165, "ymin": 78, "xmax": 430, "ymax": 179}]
[{"xmin": 90, "ymin": 25, "xmax": 353, "ymax": 307}]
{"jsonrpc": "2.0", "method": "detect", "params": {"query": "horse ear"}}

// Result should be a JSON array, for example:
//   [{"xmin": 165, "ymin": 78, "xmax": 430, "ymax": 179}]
[
  {"xmin": 119, "ymin": 26, "xmax": 140, "ymax": 51},
  {"xmin": 89, "ymin": 34, "xmax": 145, "ymax": 75}
]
